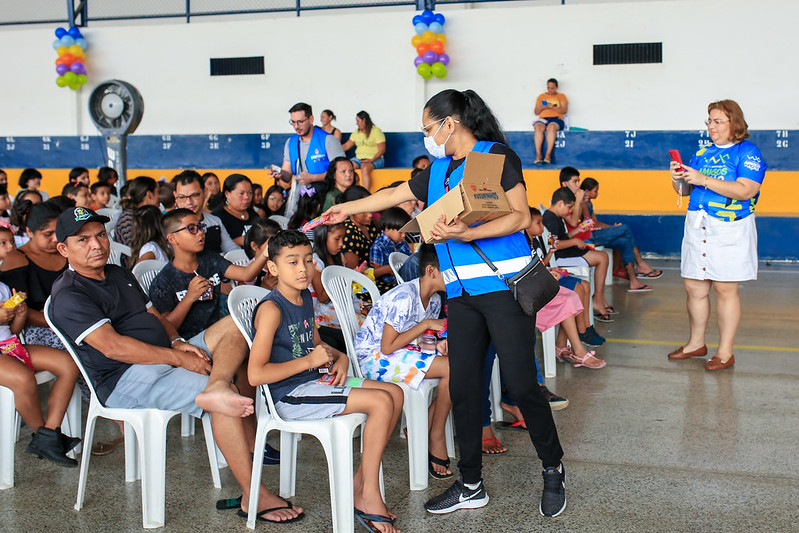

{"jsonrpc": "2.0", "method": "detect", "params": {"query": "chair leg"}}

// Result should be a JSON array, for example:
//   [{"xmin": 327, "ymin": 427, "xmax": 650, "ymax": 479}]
[
  {"xmin": 247, "ymin": 420, "xmax": 270, "ymax": 530},
  {"xmin": 320, "ymin": 428, "xmax": 356, "ymax": 533},
  {"xmin": 75, "ymin": 412, "xmax": 99, "ymax": 511},
  {"xmin": 180, "ymin": 413, "xmax": 195, "ymax": 437},
  {"xmin": 62, "ymin": 384, "xmax": 82, "ymax": 458},
  {"xmin": 489, "ymin": 357, "xmax": 503, "ymax": 424},
  {"xmin": 139, "ymin": 414, "xmax": 172, "ymax": 529},
  {"xmin": 542, "ymin": 326, "xmax": 557, "ymax": 379},
  {"xmin": 201, "ymin": 414, "xmax": 222, "ymax": 489},
  {"xmin": 403, "ymin": 388, "xmax": 430, "ymax": 491},
  {"xmin": 444, "ymin": 411, "xmax": 455, "ymax": 459},
  {"xmin": 124, "ymin": 421, "xmax": 140, "ymax": 483},
  {"xmin": 0, "ymin": 387, "xmax": 15, "ymax": 490},
  {"xmin": 279, "ymin": 431, "xmax": 298, "ymax": 499}
]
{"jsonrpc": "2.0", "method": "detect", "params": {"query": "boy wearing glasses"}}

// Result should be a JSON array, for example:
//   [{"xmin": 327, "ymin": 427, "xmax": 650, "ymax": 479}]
[
  {"xmin": 172, "ymin": 170, "xmax": 239, "ymax": 254},
  {"xmin": 149, "ymin": 209, "xmax": 269, "ymax": 344}
]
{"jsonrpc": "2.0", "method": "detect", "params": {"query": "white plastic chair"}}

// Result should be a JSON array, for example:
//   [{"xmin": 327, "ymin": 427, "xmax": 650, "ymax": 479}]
[
  {"xmin": 321, "ymin": 265, "xmax": 455, "ymax": 491},
  {"xmin": 227, "ymin": 285, "xmax": 369, "ymax": 533},
  {"xmin": 44, "ymin": 298, "xmax": 223, "ymax": 529},
  {"xmin": 131, "ymin": 260, "xmax": 168, "ymax": 296},
  {"xmin": 108, "ymin": 241, "xmax": 132, "ymax": 267},
  {"xmin": 96, "ymin": 208, "xmax": 121, "ymax": 236},
  {"xmin": 268, "ymin": 215, "xmax": 289, "ymax": 229},
  {"xmin": 223, "ymin": 249, "xmax": 251, "ymax": 288},
  {"xmin": 388, "ymin": 252, "xmax": 409, "ymax": 284},
  {"xmin": 0, "ymin": 371, "xmax": 82, "ymax": 490}
]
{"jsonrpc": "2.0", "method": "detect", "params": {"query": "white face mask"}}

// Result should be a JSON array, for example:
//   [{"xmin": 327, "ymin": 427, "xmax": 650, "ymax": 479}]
[{"xmin": 423, "ymin": 119, "xmax": 451, "ymax": 159}]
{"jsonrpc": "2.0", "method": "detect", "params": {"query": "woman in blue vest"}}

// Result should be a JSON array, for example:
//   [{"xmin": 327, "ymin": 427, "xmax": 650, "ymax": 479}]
[{"xmin": 324, "ymin": 89, "xmax": 566, "ymax": 518}]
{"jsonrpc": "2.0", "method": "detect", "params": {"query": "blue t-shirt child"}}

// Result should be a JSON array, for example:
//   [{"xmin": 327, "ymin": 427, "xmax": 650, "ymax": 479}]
[{"xmin": 687, "ymin": 140, "xmax": 767, "ymax": 221}]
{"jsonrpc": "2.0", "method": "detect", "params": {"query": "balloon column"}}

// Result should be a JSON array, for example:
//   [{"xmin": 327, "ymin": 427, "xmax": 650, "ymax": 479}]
[
  {"xmin": 411, "ymin": 10, "xmax": 449, "ymax": 81},
  {"xmin": 52, "ymin": 26, "xmax": 88, "ymax": 90}
]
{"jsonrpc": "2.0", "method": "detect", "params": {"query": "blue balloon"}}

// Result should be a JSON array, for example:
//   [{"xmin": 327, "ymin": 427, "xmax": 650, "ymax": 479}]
[
  {"xmin": 429, "ymin": 22, "xmax": 443, "ymax": 34},
  {"xmin": 55, "ymin": 27, "xmax": 67, "ymax": 38},
  {"xmin": 68, "ymin": 26, "xmax": 81, "ymax": 37},
  {"xmin": 60, "ymin": 35, "xmax": 74, "ymax": 46},
  {"xmin": 76, "ymin": 38, "xmax": 88, "ymax": 49},
  {"xmin": 434, "ymin": 13, "xmax": 446, "ymax": 25},
  {"xmin": 52, "ymin": 39, "xmax": 62, "ymax": 50},
  {"xmin": 421, "ymin": 9, "xmax": 434, "ymax": 24},
  {"xmin": 412, "ymin": 15, "xmax": 423, "ymax": 25},
  {"xmin": 414, "ymin": 22, "xmax": 428, "ymax": 35}
]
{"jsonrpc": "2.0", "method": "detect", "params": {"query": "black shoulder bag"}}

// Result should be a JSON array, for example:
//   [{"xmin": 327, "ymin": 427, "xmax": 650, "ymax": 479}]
[{"xmin": 470, "ymin": 241, "xmax": 559, "ymax": 316}]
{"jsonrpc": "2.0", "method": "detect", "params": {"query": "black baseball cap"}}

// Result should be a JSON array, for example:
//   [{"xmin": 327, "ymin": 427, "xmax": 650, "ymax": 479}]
[{"xmin": 56, "ymin": 207, "xmax": 110, "ymax": 242}]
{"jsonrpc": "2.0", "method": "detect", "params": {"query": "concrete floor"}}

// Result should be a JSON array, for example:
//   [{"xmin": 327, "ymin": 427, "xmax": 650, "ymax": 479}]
[{"xmin": 2, "ymin": 260, "xmax": 798, "ymax": 532}]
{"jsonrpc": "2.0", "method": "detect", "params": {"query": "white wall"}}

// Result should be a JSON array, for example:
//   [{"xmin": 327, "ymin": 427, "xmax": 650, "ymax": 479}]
[{"xmin": 1, "ymin": 0, "xmax": 796, "ymax": 137}]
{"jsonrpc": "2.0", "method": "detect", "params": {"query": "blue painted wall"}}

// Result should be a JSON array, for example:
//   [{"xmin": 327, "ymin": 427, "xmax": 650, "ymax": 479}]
[{"xmin": 1, "ymin": 129, "xmax": 796, "ymax": 170}]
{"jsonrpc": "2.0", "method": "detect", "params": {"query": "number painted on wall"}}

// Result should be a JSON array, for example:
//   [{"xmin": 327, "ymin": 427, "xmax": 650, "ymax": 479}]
[
  {"xmin": 625, "ymin": 130, "xmax": 636, "ymax": 138},
  {"xmin": 698, "ymin": 139, "xmax": 711, "ymax": 148},
  {"xmin": 260, "ymin": 133, "xmax": 271, "ymax": 149},
  {"xmin": 776, "ymin": 130, "xmax": 788, "ymax": 137},
  {"xmin": 625, "ymin": 140, "xmax": 634, "ymax": 148},
  {"xmin": 209, "ymin": 142, "xmax": 219, "ymax": 150},
  {"xmin": 5, "ymin": 143, "xmax": 14, "ymax": 151},
  {"xmin": 776, "ymin": 140, "xmax": 789, "ymax": 148}
]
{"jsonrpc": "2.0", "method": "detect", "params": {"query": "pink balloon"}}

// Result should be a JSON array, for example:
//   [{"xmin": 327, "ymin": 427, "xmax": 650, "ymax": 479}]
[{"xmin": 439, "ymin": 53, "xmax": 450, "ymax": 66}]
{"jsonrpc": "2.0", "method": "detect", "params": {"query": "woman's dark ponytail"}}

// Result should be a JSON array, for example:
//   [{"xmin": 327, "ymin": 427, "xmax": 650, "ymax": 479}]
[{"xmin": 424, "ymin": 89, "xmax": 507, "ymax": 145}]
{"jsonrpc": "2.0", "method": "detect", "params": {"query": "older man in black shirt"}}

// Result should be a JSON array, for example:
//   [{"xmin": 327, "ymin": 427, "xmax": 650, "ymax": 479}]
[{"xmin": 49, "ymin": 207, "xmax": 304, "ymax": 523}]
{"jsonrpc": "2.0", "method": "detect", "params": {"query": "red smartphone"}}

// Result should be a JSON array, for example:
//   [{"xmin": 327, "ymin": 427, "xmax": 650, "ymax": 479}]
[{"xmin": 669, "ymin": 149, "xmax": 685, "ymax": 172}]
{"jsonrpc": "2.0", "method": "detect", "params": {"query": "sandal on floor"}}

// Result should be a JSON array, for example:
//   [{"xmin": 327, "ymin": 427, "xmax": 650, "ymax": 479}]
[
  {"xmin": 497, "ymin": 420, "xmax": 528, "ymax": 432},
  {"xmin": 216, "ymin": 495, "xmax": 242, "ymax": 510},
  {"xmin": 236, "ymin": 498, "xmax": 305, "ymax": 524},
  {"xmin": 627, "ymin": 285, "xmax": 654, "ymax": 293},
  {"xmin": 355, "ymin": 508, "xmax": 396, "ymax": 532},
  {"xmin": 555, "ymin": 346, "xmax": 576, "ymax": 364},
  {"xmin": 593, "ymin": 310, "xmax": 615, "ymax": 323},
  {"xmin": 637, "ymin": 269, "xmax": 663, "ymax": 279},
  {"xmin": 605, "ymin": 306, "xmax": 619, "ymax": 315},
  {"xmin": 482, "ymin": 438, "xmax": 508, "ymax": 455},
  {"xmin": 429, "ymin": 453, "xmax": 453, "ymax": 480},
  {"xmin": 571, "ymin": 351, "xmax": 607, "ymax": 369},
  {"xmin": 91, "ymin": 436, "xmax": 124, "ymax": 456}
]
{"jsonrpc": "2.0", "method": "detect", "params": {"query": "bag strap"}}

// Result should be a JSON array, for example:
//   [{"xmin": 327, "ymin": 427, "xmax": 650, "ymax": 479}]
[{"xmin": 470, "ymin": 241, "xmax": 504, "ymax": 280}]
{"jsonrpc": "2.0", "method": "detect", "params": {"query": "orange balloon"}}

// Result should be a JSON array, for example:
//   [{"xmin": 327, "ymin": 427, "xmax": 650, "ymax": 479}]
[
  {"xmin": 411, "ymin": 35, "xmax": 422, "ymax": 47},
  {"xmin": 431, "ymin": 41, "xmax": 445, "ymax": 55},
  {"xmin": 61, "ymin": 53, "xmax": 75, "ymax": 64},
  {"xmin": 436, "ymin": 34, "xmax": 447, "ymax": 45},
  {"xmin": 421, "ymin": 31, "xmax": 436, "ymax": 44},
  {"xmin": 416, "ymin": 43, "xmax": 431, "ymax": 56},
  {"xmin": 55, "ymin": 56, "xmax": 67, "ymax": 66}
]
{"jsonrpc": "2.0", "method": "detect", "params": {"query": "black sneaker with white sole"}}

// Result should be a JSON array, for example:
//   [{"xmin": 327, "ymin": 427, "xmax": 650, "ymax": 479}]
[
  {"xmin": 424, "ymin": 477, "xmax": 489, "ymax": 514},
  {"xmin": 540, "ymin": 464, "xmax": 566, "ymax": 517}
]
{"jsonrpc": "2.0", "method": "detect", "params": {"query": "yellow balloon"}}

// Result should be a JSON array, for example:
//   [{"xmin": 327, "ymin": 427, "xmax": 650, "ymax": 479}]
[
  {"xmin": 436, "ymin": 34, "xmax": 447, "ymax": 45},
  {"xmin": 411, "ymin": 35, "xmax": 422, "ymax": 47},
  {"xmin": 57, "ymin": 46, "xmax": 68, "ymax": 56},
  {"xmin": 69, "ymin": 44, "xmax": 83, "ymax": 55},
  {"xmin": 421, "ymin": 31, "xmax": 436, "ymax": 44}
]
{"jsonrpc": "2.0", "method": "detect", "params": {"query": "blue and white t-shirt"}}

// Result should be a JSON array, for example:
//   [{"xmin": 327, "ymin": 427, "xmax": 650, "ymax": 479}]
[
  {"xmin": 354, "ymin": 278, "xmax": 441, "ymax": 365},
  {"xmin": 687, "ymin": 140, "xmax": 767, "ymax": 221}
]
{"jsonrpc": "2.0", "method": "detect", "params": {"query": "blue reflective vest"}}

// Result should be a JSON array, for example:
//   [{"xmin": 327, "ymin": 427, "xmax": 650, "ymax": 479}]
[
  {"xmin": 287, "ymin": 127, "xmax": 331, "ymax": 175},
  {"xmin": 429, "ymin": 141, "xmax": 532, "ymax": 298}
]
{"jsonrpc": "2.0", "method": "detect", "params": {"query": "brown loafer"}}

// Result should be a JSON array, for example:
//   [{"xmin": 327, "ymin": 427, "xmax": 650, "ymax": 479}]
[
  {"xmin": 705, "ymin": 354, "xmax": 735, "ymax": 371},
  {"xmin": 668, "ymin": 345, "xmax": 708, "ymax": 359}
]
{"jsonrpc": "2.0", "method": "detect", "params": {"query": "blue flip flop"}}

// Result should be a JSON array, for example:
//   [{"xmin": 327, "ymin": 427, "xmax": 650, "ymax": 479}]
[{"xmin": 354, "ymin": 507, "xmax": 395, "ymax": 532}]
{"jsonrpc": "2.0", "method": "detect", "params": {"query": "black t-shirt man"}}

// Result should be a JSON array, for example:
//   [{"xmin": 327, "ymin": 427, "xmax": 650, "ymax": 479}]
[
  {"xmin": 50, "ymin": 265, "xmax": 171, "ymax": 404},
  {"xmin": 148, "ymin": 250, "xmax": 233, "ymax": 339},
  {"xmin": 542, "ymin": 210, "xmax": 587, "ymax": 259}
]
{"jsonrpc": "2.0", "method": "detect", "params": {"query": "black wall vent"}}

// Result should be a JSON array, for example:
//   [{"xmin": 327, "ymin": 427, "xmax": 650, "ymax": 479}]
[
  {"xmin": 593, "ymin": 43, "xmax": 662, "ymax": 65},
  {"xmin": 210, "ymin": 56, "xmax": 265, "ymax": 76}
]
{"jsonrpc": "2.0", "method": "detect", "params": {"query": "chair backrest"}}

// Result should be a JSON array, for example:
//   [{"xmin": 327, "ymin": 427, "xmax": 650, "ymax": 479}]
[
  {"xmin": 44, "ymin": 298, "xmax": 102, "ymax": 404},
  {"xmin": 388, "ymin": 252, "xmax": 409, "ymax": 284},
  {"xmin": 320, "ymin": 266, "xmax": 380, "ymax": 378},
  {"xmin": 268, "ymin": 215, "xmax": 289, "ymax": 230},
  {"xmin": 223, "ymin": 248, "xmax": 250, "ymax": 267},
  {"xmin": 97, "ymin": 208, "xmax": 121, "ymax": 235},
  {"xmin": 109, "ymin": 241, "xmax": 132, "ymax": 267},
  {"xmin": 226, "ymin": 285, "xmax": 285, "ymax": 421},
  {"xmin": 131, "ymin": 260, "xmax": 168, "ymax": 296}
]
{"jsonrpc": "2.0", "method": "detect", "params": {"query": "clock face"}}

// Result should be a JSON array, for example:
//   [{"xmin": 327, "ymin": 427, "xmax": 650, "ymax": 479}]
[{"xmin": 88, "ymin": 80, "xmax": 144, "ymax": 134}]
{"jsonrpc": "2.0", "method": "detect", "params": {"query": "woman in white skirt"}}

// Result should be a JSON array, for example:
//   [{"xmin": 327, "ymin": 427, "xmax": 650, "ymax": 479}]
[{"xmin": 668, "ymin": 100, "xmax": 767, "ymax": 370}]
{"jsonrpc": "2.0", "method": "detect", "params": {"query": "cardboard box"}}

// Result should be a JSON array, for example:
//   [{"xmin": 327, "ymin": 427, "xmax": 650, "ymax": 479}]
[{"xmin": 400, "ymin": 152, "xmax": 511, "ymax": 244}]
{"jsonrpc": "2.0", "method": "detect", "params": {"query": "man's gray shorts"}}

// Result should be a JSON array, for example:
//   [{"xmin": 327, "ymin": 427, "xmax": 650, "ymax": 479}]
[{"xmin": 104, "ymin": 330, "xmax": 212, "ymax": 418}]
